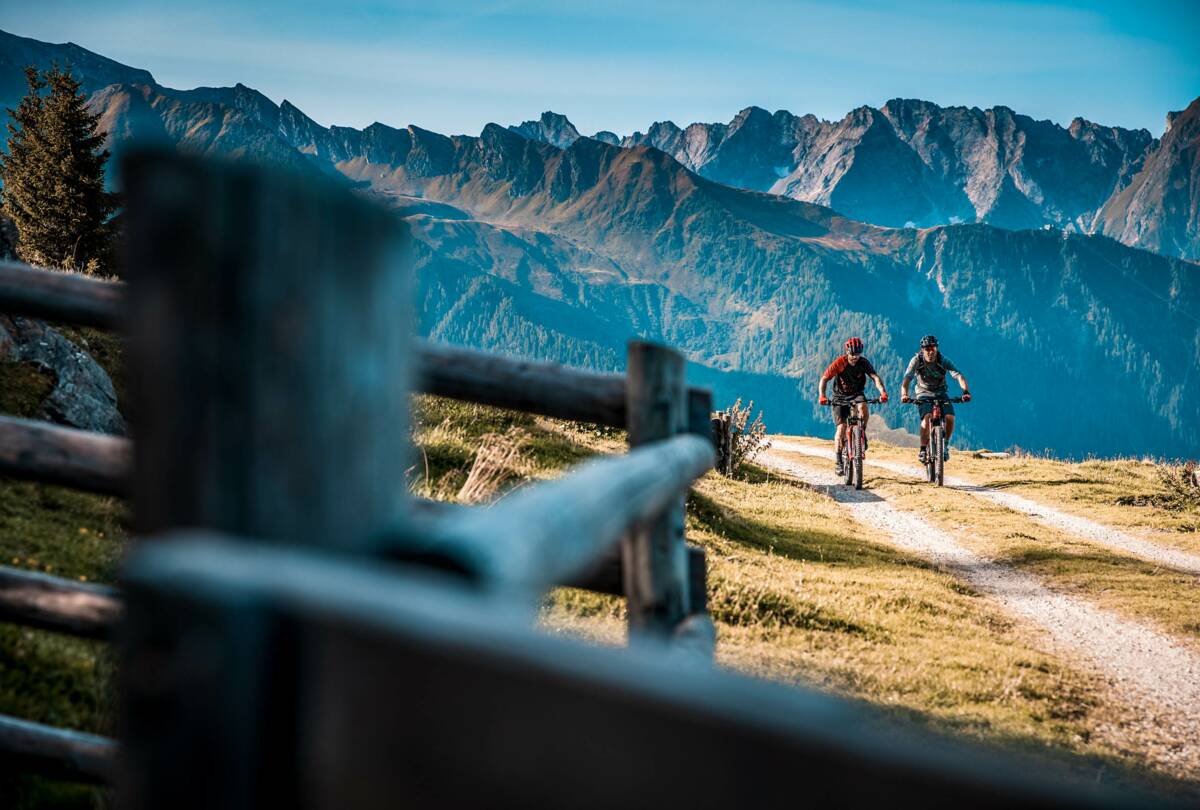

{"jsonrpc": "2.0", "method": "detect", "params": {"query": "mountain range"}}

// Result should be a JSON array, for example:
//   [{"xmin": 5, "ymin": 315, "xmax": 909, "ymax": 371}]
[
  {"xmin": 514, "ymin": 101, "xmax": 1198, "ymax": 263},
  {"xmin": 1, "ymin": 29, "xmax": 1198, "ymax": 458}
]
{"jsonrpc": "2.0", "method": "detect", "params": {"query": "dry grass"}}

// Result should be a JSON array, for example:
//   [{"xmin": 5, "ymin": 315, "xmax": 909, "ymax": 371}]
[{"xmin": 456, "ymin": 427, "xmax": 529, "ymax": 504}]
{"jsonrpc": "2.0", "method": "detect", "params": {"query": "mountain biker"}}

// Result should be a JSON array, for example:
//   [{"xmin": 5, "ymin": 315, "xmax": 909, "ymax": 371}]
[
  {"xmin": 818, "ymin": 337, "xmax": 888, "ymax": 476},
  {"xmin": 900, "ymin": 335, "xmax": 971, "ymax": 464}
]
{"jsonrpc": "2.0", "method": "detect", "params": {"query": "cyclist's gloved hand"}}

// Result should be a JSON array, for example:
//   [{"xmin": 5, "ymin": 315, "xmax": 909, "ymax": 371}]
[
  {"xmin": 879, "ymin": 393, "xmax": 889, "ymax": 403},
  {"xmin": 819, "ymin": 395, "xmax": 830, "ymax": 406},
  {"xmin": 901, "ymin": 395, "xmax": 912, "ymax": 404},
  {"xmin": 961, "ymin": 392, "xmax": 972, "ymax": 402}
]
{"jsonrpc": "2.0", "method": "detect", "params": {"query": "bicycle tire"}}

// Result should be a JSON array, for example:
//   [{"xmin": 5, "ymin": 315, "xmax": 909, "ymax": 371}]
[
  {"xmin": 844, "ymin": 429, "xmax": 855, "ymax": 486},
  {"xmin": 934, "ymin": 426, "xmax": 945, "ymax": 486}
]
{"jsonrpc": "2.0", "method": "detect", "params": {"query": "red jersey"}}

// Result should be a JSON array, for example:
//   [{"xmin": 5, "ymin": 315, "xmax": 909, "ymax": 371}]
[{"xmin": 822, "ymin": 355, "xmax": 877, "ymax": 396}]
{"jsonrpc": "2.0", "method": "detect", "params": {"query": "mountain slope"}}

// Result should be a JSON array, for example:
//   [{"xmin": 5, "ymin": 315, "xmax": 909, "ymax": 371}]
[
  {"xmin": 0, "ymin": 29, "xmax": 153, "ymax": 116},
  {"xmin": 1099, "ymin": 98, "xmax": 1200, "ymax": 261}
]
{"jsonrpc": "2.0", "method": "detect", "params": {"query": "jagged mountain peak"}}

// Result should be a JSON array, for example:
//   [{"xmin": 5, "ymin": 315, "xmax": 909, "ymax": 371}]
[{"xmin": 508, "ymin": 110, "xmax": 581, "ymax": 149}]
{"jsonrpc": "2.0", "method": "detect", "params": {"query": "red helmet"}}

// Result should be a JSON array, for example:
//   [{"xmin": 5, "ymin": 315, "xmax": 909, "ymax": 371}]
[{"xmin": 844, "ymin": 337, "xmax": 864, "ymax": 355}]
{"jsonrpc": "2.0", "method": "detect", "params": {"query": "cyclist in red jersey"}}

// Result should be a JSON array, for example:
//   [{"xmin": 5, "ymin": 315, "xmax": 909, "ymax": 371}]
[{"xmin": 817, "ymin": 337, "xmax": 889, "ymax": 475}]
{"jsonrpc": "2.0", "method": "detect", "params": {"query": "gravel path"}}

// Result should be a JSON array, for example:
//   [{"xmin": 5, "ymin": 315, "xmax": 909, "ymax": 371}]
[
  {"xmin": 771, "ymin": 438, "xmax": 1200, "ymax": 577},
  {"xmin": 760, "ymin": 447, "xmax": 1200, "ymax": 773}
]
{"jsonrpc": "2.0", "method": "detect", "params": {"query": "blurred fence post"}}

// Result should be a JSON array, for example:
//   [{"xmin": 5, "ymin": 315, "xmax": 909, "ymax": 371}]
[
  {"xmin": 122, "ymin": 150, "xmax": 411, "ymax": 549},
  {"xmin": 119, "ymin": 150, "xmax": 411, "ymax": 809},
  {"xmin": 623, "ymin": 341, "xmax": 691, "ymax": 638}
]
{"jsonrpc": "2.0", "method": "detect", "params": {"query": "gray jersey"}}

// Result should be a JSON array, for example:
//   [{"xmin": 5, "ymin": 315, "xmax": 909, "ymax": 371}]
[{"xmin": 902, "ymin": 352, "xmax": 960, "ymax": 398}]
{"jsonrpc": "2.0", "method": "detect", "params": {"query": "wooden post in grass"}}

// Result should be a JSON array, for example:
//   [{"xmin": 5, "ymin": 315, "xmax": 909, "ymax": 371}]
[
  {"xmin": 623, "ymin": 341, "xmax": 691, "ymax": 638},
  {"xmin": 710, "ymin": 412, "xmax": 733, "ymax": 476}
]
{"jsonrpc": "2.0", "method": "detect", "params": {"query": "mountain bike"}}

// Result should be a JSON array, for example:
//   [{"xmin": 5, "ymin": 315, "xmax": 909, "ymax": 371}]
[
  {"xmin": 905, "ymin": 396, "xmax": 966, "ymax": 486},
  {"xmin": 824, "ymin": 396, "xmax": 882, "ymax": 490}
]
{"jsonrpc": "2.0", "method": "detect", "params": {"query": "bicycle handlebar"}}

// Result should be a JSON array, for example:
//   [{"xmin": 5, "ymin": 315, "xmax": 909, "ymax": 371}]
[
  {"xmin": 901, "ymin": 396, "xmax": 969, "ymax": 404},
  {"xmin": 822, "ymin": 397, "xmax": 883, "ymax": 406}
]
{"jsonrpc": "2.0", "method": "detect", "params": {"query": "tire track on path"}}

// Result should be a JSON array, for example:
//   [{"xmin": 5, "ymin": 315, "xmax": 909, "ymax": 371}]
[
  {"xmin": 759, "ymin": 447, "xmax": 1200, "ymax": 775},
  {"xmin": 771, "ymin": 438, "xmax": 1200, "ymax": 577}
]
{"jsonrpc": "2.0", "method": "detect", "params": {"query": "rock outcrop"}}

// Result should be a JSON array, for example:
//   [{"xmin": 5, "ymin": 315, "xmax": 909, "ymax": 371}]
[{"xmin": 0, "ymin": 316, "xmax": 125, "ymax": 435}]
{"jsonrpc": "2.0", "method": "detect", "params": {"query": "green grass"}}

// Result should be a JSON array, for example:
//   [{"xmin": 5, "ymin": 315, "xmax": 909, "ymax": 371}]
[
  {"xmin": 0, "ymin": 332, "xmax": 124, "ymax": 808},
  {"xmin": 0, "ymin": 361, "xmax": 56, "ymax": 417}
]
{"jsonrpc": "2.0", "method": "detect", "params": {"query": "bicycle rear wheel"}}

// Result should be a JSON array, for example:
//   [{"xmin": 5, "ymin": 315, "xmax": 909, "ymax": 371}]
[{"xmin": 933, "ymin": 426, "xmax": 945, "ymax": 486}]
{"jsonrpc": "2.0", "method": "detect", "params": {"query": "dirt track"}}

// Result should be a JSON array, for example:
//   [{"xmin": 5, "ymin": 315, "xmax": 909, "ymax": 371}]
[
  {"xmin": 771, "ymin": 438, "xmax": 1200, "ymax": 577},
  {"xmin": 760, "ymin": 445, "xmax": 1200, "ymax": 776}
]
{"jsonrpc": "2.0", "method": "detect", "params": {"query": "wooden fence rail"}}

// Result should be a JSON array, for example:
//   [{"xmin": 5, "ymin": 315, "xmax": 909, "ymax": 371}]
[
  {"xmin": 0, "ymin": 259, "xmax": 125, "ymax": 329},
  {"xmin": 0, "ymin": 714, "xmax": 115, "ymax": 785},
  {"xmin": 390, "ymin": 434, "xmax": 712, "ymax": 592},
  {"xmin": 0, "ymin": 565, "xmax": 121, "ymax": 639}
]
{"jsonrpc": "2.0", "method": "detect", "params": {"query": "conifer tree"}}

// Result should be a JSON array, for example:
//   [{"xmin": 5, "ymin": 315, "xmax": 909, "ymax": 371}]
[{"xmin": 0, "ymin": 64, "xmax": 115, "ymax": 273}]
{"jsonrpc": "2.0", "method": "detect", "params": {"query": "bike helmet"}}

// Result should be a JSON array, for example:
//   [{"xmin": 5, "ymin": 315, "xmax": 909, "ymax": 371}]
[
  {"xmin": 844, "ymin": 336, "xmax": 864, "ymax": 355},
  {"xmin": 920, "ymin": 335, "xmax": 938, "ymax": 348}
]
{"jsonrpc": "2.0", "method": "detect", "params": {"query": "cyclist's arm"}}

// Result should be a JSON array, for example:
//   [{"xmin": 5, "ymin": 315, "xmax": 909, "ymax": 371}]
[
  {"xmin": 818, "ymin": 359, "xmax": 840, "ymax": 401},
  {"xmin": 900, "ymin": 357, "xmax": 917, "ymax": 399},
  {"xmin": 942, "ymin": 356, "xmax": 969, "ymax": 395},
  {"xmin": 870, "ymin": 373, "xmax": 888, "ymax": 397}
]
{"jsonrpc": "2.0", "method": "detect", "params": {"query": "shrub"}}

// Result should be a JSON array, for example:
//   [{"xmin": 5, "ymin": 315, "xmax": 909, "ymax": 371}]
[{"xmin": 714, "ymin": 398, "xmax": 770, "ymax": 477}]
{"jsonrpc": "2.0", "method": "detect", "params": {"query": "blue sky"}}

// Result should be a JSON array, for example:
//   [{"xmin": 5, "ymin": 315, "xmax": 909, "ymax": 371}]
[{"xmin": 6, "ymin": 1, "xmax": 1199, "ymax": 136}]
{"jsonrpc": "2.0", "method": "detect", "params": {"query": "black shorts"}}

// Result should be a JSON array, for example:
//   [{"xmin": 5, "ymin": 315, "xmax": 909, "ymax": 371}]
[
  {"xmin": 917, "ymin": 399, "xmax": 954, "ymax": 418},
  {"xmin": 833, "ymin": 394, "xmax": 866, "ymax": 425}
]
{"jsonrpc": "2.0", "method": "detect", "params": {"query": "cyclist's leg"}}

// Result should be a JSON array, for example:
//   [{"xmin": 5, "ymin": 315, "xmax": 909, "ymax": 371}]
[
  {"xmin": 917, "ymin": 402, "xmax": 933, "ymax": 462},
  {"xmin": 859, "ymin": 401, "xmax": 870, "ymax": 449},
  {"xmin": 945, "ymin": 413, "xmax": 956, "ymax": 442},
  {"xmin": 834, "ymin": 408, "xmax": 848, "ymax": 455}
]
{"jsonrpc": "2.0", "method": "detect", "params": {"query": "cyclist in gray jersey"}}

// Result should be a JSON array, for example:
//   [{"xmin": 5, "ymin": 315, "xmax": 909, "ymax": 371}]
[{"xmin": 900, "ymin": 335, "xmax": 971, "ymax": 464}]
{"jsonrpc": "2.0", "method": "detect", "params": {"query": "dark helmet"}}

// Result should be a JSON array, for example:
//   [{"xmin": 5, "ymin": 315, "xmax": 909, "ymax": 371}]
[
  {"xmin": 920, "ymin": 335, "xmax": 939, "ymax": 349},
  {"xmin": 844, "ymin": 336, "xmax": 864, "ymax": 355}
]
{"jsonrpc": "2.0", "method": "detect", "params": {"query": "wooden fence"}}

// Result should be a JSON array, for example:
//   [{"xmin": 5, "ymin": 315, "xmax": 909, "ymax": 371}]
[{"xmin": 0, "ymin": 151, "xmax": 1148, "ymax": 807}]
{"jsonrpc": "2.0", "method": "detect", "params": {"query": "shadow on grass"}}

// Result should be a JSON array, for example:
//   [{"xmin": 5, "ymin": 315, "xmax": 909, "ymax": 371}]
[
  {"xmin": 1000, "ymin": 544, "xmax": 1198, "ymax": 587},
  {"xmin": 687, "ymin": 487, "xmax": 932, "ymax": 572},
  {"xmin": 978, "ymin": 477, "xmax": 1109, "ymax": 491}
]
